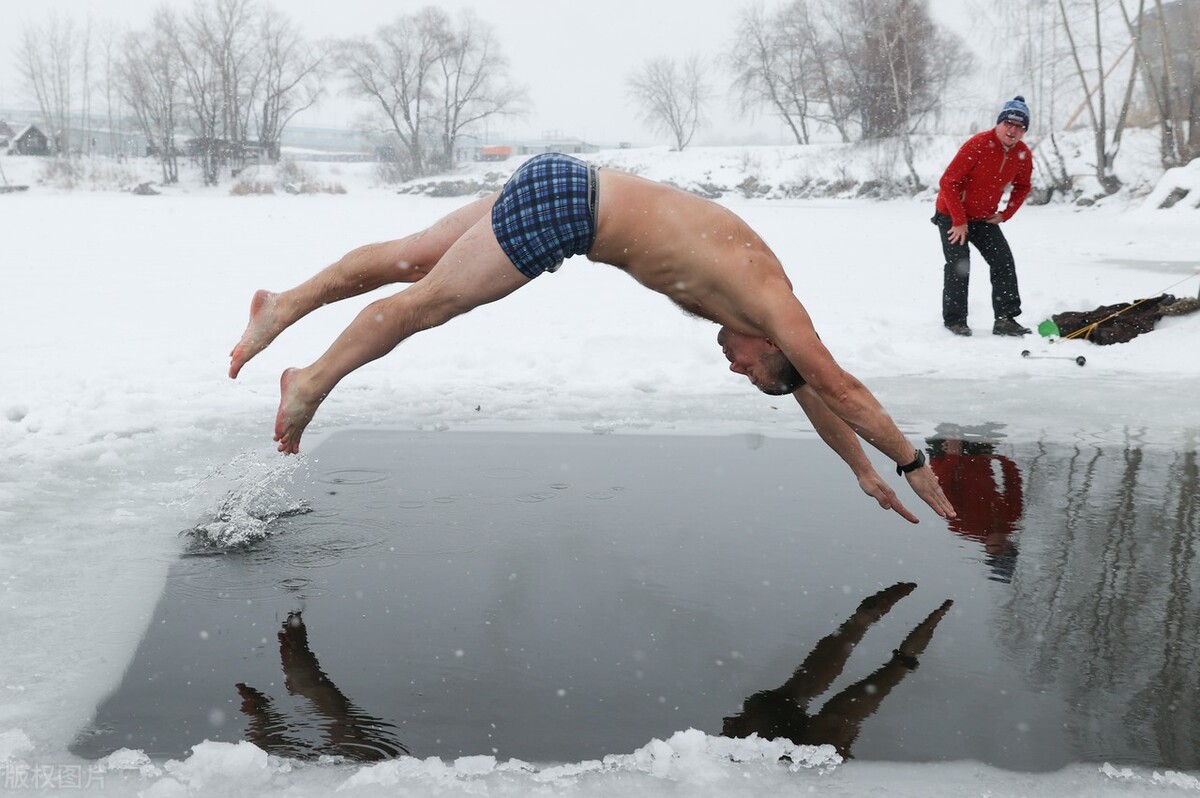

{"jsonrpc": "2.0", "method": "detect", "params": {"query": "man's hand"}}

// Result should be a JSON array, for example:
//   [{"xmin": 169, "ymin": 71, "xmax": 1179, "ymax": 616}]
[
  {"xmin": 983, "ymin": 213, "xmax": 1005, "ymax": 224},
  {"xmin": 857, "ymin": 472, "xmax": 920, "ymax": 524},
  {"xmin": 857, "ymin": 465, "xmax": 957, "ymax": 524},
  {"xmin": 947, "ymin": 223, "xmax": 969, "ymax": 244},
  {"xmin": 904, "ymin": 467, "xmax": 957, "ymax": 520}
]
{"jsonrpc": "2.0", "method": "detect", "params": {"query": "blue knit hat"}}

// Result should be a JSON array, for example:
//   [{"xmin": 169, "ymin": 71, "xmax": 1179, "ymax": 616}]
[{"xmin": 996, "ymin": 96, "xmax": 1030, "ymax": 129}]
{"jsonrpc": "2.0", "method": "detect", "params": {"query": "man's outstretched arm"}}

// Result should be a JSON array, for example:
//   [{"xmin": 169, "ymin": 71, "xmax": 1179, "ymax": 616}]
[
  {"xmin": 752, "ymin": 293, "xmax": 955, "ymax": 521},
  {"xmin": 794, "ymin": 385, "xmax": 920, "ymax": 524},
  {"xmin": 790, "ymin": 362, "xmax": 955, "ymax": 522}
]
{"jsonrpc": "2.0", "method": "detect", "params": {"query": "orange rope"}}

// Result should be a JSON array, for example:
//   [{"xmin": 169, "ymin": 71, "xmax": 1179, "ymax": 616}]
[{"xmin": 1061, "ymin": 271, "xmax": 1200, "ymax": 341}]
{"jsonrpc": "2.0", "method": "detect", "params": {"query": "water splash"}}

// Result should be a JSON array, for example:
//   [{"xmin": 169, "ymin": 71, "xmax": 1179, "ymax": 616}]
[{"xmin": 180, "ymin": 451, "xmax": 312, "ymax": 551}]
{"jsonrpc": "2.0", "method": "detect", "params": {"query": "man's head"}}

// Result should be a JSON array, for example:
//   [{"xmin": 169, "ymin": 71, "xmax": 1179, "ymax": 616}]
[
  {"xmin": 994, "ymin": 95, "xmax": 1030, "ymax": 147},
  {"xmin": 717, "ymin": 327, "xmax": 805, "ymax": 396}
]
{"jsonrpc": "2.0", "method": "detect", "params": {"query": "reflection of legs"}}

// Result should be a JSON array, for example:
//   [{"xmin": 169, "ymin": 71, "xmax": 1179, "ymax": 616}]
[
  {"xmin": 722, "ymin": 583, "xmax": 917, "ymax": 742},
  {"xmin": 274, "ymin": 214, "xmax": 529, "ymax": 453},
  {"xmin": 274, "ymin": 612, "xmax": 406, "ymax": 760},
  {"xmin": 808, "ymin": 599, "xmax": 953, "ymax": 757},
  {"xmin": 229, "ymin": 193, "xmax": 498, "ymax": 378},
  {"xmin": 236, "ymin": 682, "xmax": 304, "ymax": 755},
  {"xmin": 894, "ymin": 599, "xmax": 952, "ymax": 659},
  {"xmin": 779, "ymin": 582, "xmax": 917, "ymax": 704},
  {"xmin": 277, "ymin": 612, "xmax": 342, "ymax": 701}
]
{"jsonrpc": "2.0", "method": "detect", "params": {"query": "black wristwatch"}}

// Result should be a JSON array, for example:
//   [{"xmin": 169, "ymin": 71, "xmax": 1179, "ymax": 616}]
[{"xmin": 896, "ymin": 449, "xmax": 926, "ymax": 476}]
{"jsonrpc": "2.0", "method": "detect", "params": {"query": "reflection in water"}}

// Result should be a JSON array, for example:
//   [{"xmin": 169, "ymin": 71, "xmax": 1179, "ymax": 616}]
[
  {"xmin": 722, "ymin": 584, "xmax": 952, "ymax": 758},
  {"xmin": 75, "ymin": 430, "xmax": 1200, "ymax": 769},
  {"xmin": 927, "ymin": 423, "xmax": 1024, "ymax": 583},
  {"xmin": 236, "ymin": 612, "xmax": 407, "ymax": 761},
  {"xmin": 999, "ymin": 431, "xmax": 1200, "ymax": 768}
]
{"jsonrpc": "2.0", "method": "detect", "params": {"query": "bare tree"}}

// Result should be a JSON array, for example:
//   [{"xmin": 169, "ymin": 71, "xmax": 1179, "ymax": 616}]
[
  {"xmin": 731, "ymin": 0, "xmax": 964, "ymax": 149},
  {"xmin": 16, "ymin": 12, "xmax": 81, "ymax": 156},
  {"xmin": 828, "ymin": 0, "xmax": 950, "ymax": 140},
  {"xmin": 98, "ymin": 21, "xmax": 132, "ymax": 158},
  {"xmin": 626, "ymin": 55, "xmax": 709, "ymax": 151},
  {"xmin": 197, "ymin": 0, "xmax": 261, "ymax": 169},
  {"xmin": 1057, "ymin": 0, "xmax": 1130, "ymax": 193},
  {"xmin": 254, "ymin": 7, "xmax": 327, "ymax": 162},
  {"xmin": 337, "ymin": 7, "xmax": 527, "ymax": 177},
  {"xmin": 786, "ymin": 1, "xmax": 856, "ymax": 142},
  {"xmin": 78, "ymin": 16, "xmax": 95, "ymax": 156},
  {"xmin": 174, "ymin": 8, "xmax": 223, "ymax": 184},
  {"xmin": 729, "ymin": 2, "xmax": 821, "ymax": 144},
  {"xmin": 171, "ymin": 0, "xmax": 263, "ymax": 184},
  {"xmin": 433, "ymin": 9, "xmax": 528, "ymax": 170},
  {"xmin": 1135, "ymin": 0, "xmax": 1200, "ymax": 166},
  {"xmin": 1180, "ymin": 4, "xmax": 1200, "ymax": 162},
  {"xmin": 337, "ymin": 7, "xmax": 452, "ymax": 178},
  {"xmin": 1118, "ymin": 0, "xmax": 1175, "ymax": 167},
  {"xmin": 120, "ymin": 9, "xmax": 184, "ymax": 183}
]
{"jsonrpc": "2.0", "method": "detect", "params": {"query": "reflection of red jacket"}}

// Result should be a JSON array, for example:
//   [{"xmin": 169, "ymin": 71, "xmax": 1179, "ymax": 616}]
[
  {"xmin": 930, "ymin": 453, "xmax": 1024, "ymax": 540},
  {"xmin": 936, "ymin": 130, "xmax": 1033, "ymax": 227}
]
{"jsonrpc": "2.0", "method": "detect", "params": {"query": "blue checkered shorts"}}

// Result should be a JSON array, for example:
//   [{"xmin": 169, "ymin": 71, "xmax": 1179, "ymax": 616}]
[{"xmin": 491, "ymin": 153, "xmax": 598, "ymax": 279}]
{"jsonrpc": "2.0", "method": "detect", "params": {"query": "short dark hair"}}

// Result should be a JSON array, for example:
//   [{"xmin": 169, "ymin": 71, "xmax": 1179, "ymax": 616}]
[{"xmin": 758, "ymin": 350, "xmax": 805, "ymax": 395}]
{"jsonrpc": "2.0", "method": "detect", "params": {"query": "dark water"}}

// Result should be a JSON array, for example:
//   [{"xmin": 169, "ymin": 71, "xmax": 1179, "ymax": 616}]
[{"xmin": 73, "ymin": 427, "xmax": 1200, "ymax": 771}]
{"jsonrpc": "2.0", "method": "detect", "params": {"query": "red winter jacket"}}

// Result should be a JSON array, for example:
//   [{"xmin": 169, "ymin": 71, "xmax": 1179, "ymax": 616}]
[
  {"xmin": 935, "ymin": 129, "xmax": 1033, "ymax": 227},
  {"xmin": 929, "ymin": 452, "xmax": 1024, "ymax": 540}
]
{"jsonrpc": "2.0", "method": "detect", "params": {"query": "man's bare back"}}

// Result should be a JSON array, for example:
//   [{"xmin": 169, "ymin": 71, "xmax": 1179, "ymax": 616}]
[
  {"xmin": 230, "ymin": 154, "xmax": 954, "ymax": 523},
  {"xmin": 590, "ymin": 170, "xmax": 794, "ymax": 336},
  {"xmin": 590, "ymin": 169, "xmax": 903, "ymax": 466}
]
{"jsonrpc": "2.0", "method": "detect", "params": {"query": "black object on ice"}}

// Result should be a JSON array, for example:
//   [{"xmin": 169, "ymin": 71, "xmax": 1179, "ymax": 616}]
[
  {"xmin": 1021, "ymin": 350, "xmax": 1086, "ymax": 366},
  {"xmin": 1053, "ymin": 294, "xmax": 1178, "ymax": 345}
]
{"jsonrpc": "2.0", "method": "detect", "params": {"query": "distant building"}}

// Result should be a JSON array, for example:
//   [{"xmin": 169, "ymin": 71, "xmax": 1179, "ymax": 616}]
[
  {"xmin": 0, "ymin": 120, "xmax": 14, "ymax": 149},
  {"xmin": 7, "ymin": 124, "xmax": 51, "ymax": 156},
  {"xmin": 454, "ymin": 133, "xmax": 601, "ymax": 165},
  {"xmin": 516, "ymin": 138, "xmax": 599, "ymax": 156},
  {"xmin": 476, "ymin": 144, "xmax": 512, "ymax": 162},
  {"xmin": 1141, "ymin": 0, "xmax": 1200, "ymax": 112}
]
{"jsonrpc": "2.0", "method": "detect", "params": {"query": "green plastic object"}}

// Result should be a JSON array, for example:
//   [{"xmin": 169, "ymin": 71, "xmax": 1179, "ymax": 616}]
[{"xmin": 1038, "ymin": 319, "xmax": 1060, "ymax": 338}]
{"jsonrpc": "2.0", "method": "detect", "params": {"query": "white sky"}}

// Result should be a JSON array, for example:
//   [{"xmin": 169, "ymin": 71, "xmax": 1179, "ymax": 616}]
[{"xmin": 0, "ymin": 0, "xmax": 977, "ymax": 146}]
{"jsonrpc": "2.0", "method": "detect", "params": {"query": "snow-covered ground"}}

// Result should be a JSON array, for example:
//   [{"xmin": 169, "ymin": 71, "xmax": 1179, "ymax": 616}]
[{"xmin": 2, "ymin": 136, "xmax": 1199, "ymax": 796}]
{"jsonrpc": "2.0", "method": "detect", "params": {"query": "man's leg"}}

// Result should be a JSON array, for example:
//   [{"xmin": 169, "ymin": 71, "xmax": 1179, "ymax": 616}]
[
  {"xmin": 933, "ymin": 213, "xmax": 971, "ymax": 329},
  {"xmin": 971, "ymin": 222, "xmax": 1022, "ymax": 320},
  {"xmin": 273, "ymin": 214, "xmax": 529, "ymax": 454},
  {"xmin": 229, "ymin": 193, "xmax": 498, "ymax": 378}
]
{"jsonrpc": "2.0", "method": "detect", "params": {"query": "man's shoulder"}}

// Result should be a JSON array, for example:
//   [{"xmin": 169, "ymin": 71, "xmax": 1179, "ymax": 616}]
[
  {"xmin": 953, "ymin": 130, "xmax": 996, "ymax": 157},
  {"xmin": 965, "ymin": 129, "xmax": 998, "ymax": 148}
]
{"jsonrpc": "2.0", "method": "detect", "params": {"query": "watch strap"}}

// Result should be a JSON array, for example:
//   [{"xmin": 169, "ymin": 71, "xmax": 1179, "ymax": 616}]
[{"xmin": 896, "ymin": 449, "xmax": 926, "ymax": 476}]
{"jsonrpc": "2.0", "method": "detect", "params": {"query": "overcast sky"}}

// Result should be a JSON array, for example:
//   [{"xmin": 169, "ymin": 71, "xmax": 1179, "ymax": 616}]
[{"xmin": 0, "ymin": 0, "xmax": 977, "ymax": 147}]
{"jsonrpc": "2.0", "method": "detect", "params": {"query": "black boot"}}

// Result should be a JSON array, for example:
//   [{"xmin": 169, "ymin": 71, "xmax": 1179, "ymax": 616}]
[
  {"xmin": 993, "ymin": 317, "xmax": 1031, "ymax": 336},
  {"xmin": 946, "ymin": 323, "xmax": 972, "ymax": 337}
]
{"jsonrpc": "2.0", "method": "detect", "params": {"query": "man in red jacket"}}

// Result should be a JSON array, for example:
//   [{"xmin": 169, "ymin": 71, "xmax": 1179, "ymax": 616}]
[{"xmin": 933, "ymin": 96, "xmax": 1034, "ymax": 337}]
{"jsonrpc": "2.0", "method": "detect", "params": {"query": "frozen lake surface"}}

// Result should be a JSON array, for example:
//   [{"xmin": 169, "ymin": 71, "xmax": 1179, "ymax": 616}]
[{"xmin": 75, "ymin": 428, "xmax": 1200, "ymax": 772}]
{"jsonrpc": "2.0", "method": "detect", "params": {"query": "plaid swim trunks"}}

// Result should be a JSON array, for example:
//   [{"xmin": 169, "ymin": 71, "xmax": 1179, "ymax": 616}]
[{"xmin": 491, "ymin": 152, "xmax": 598, "ymax": 279}]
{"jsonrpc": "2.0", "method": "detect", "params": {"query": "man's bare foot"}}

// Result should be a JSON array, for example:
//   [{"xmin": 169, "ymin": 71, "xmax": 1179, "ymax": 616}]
[
  {"xmin": 274, "ymin": 367, "xmax": 323, "ymax": 454},
  {"xmin": 230, "ymin": 290, "xmax": 284, "ymax": 379}
]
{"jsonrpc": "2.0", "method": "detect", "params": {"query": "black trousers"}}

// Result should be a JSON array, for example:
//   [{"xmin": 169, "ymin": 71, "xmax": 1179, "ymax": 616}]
[{"xmin": 932, "ymin": 212, "xmax": 1022, "ymax": 327}]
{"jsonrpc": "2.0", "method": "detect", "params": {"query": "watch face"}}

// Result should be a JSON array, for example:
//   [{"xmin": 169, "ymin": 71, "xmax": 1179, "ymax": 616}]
[{"xmin": 898, "ymin": 451, "xmax": 925, "ymax": 475}]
